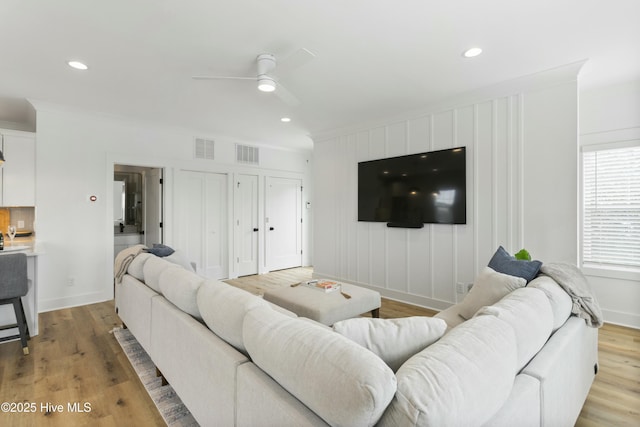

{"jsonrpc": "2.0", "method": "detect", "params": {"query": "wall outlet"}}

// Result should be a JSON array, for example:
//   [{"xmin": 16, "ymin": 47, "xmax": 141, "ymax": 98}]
[
  {"xmin": 68, "ymin": 277, "xmax": 75, "ymax": 287},
  {"xmin": 17, "ymin": 220, "xmax": 25, "ymax": 229}
]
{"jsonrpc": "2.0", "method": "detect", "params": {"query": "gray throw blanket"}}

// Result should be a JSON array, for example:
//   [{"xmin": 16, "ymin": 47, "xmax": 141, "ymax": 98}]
[
  {"xmin": 114, "ymin": 244, "xmax": 146, "ymax": 284},
  {"xmin": 540, "ymin": 263, "xmax": 603, "ymax": 328}
]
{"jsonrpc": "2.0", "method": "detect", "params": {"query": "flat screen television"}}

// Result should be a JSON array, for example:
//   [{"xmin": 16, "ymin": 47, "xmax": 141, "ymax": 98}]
[{"xmin": 358, "ymin": 147, "xmax": 466, "ymax": 226}]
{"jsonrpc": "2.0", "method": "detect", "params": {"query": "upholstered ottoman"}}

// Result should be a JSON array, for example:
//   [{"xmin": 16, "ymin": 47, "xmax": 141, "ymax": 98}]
[{"xmin": 263, "ymin": 282, "xmax": 381, "ymax": 326}]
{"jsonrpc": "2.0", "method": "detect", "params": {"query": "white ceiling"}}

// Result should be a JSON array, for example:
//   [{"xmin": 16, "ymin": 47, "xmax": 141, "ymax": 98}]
[{"xmin": 1, "ymin": 0, "xmax": 638, "ymax": 151}]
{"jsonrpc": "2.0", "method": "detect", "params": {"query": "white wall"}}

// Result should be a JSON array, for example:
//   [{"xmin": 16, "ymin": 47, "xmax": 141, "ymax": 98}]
[
  {"xmin": 33, "ymin": 104, "xmax": 312, "ymax": 312},
  {"xmin": 312, "ymin": 63, "xmax": 581, "ymax": 310},
  {"xmin": 580, "ymin": 79, "xmax": 640, "ymax": 329}
]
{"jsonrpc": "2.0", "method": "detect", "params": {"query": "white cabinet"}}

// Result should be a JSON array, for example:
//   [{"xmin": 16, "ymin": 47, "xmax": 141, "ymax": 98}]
[{"xmin": 0, "ymin": 130, "xmax": 36, "ymax": 206}]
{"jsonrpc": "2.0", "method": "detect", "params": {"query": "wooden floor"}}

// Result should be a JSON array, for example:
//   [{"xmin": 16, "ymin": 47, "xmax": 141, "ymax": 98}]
[
  {"xmin": 0, "ymin": 300, "xmax": 164, "ymax": 427},
  {"xmin": 0, "ymin": 267, "xmax": 638, "ymax": 426}
]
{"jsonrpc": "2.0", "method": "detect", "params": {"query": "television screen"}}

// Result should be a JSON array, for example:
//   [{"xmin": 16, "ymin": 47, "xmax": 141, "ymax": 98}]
[{"xmin": 358, "ymin": 147, "xmax": 466, "ymax": 226}]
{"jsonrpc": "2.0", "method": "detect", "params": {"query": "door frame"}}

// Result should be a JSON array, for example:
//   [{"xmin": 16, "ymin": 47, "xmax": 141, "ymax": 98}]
[{"xmin": 107, "ymin": 154, "xmax": 170, "ymax": 299}]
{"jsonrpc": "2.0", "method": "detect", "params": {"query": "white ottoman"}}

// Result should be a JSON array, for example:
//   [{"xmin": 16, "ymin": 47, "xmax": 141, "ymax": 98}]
[{"xmin": 263, "ymin": 282, "xmax": 381, "ymax": 326}]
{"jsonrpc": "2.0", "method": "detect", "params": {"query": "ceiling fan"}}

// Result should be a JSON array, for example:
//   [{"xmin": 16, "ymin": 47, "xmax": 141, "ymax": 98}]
[{"xmin": 192, "ymin": 48, "xmax": 316, "ymax": 106}]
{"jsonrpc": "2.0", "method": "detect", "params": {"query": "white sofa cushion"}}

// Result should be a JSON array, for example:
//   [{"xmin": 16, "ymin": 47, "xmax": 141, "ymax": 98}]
[
  {"xmin": 378, "ymin": 315, "xmax": 517, "ymax": 427},
  {"xmin": 197, "ymin": 280, "xmax": 270, "ymax": 354},
  {"xmin": 164, "ymin": 249, "xmax": 196, "ymax": 272},
  {"xmin": 244, "ymin": 307, "xmax": 397, "ymax": 427},
  {"xmin": 458, "ymin": 267, "xmax": 526, "ymax": 320},
  {"xmin": 527, "ymin": 275, "xmax": 572, "ymax": 332},
  {"xmin": 142, "ymin": 255, "xmax": 182, "ymax": 293},
  {"xmin": 433, "ymin": 304, "xmax": 466, "ymax": 331},
  {"xmin": 159, "ymin": 267, "xmax": 205, "ymax": 319},
  {"xmin": 127, "ymin": 252, "xmax": 153, "ymax": 282},
  {"xmin": 475, "ymin": 287, "xmax": 554, "ymax": 371},
  {"xmin": 333, "ymin": 316, "xmax": 447, "ymax": 372}
]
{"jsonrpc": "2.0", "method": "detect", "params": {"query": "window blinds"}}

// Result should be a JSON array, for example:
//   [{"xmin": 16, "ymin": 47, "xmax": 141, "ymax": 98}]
[{"xmin": 583, "ymin": 145, "xmax": 640, "ymax": 268}]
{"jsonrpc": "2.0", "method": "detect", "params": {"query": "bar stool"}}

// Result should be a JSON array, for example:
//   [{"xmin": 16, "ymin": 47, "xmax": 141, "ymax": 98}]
[{"xmin": 0, "ymin": 253, "xmax": 30, "ymax": 355}]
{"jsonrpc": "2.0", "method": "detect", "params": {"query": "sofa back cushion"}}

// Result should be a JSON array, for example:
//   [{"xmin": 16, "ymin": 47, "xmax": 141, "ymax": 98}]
[
  {"xmin": 244, "ymin": 307, "xmax": 397, "ymax": 427},
  {"xmin": 159, "ymin": 267, "xmax": 205, "ymax": 319},
  {"xmin": 143, "ymin": 255, "xmax": 182, "ymax": 293},
  {"xmin": 378, "ymin": 315, "xmax": 517, "ymax": 427},
  {"xmin": 475, "ymin": 287, "xmax": 553, "ymax": 371},
  {"xmin": 333, "ymin": 316, "xmax": 447, "ymax": 372},
  {"xmin": 197, "ymin": 280, "xmax": 270, "ymax": 354},
  {"xmin": 127, "ymin": 252, "xmax": 153, "ymax": 282},
  {"xmin": 458, "ymin": 267, "xmax": 526, "ymax": 320},
  {"xmin": 527, "ymin": 275, "xmax": 572, "ymax": 332}
]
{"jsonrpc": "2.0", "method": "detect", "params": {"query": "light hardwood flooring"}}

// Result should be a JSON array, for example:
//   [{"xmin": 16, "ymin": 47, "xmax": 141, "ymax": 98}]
[
  {"xmin": 0, "ymin": 267, "xmax": 638, "ymax": 426},
  {"xmin": 0, "ymin": 300, "xmax": 164, "ymax": 427}
]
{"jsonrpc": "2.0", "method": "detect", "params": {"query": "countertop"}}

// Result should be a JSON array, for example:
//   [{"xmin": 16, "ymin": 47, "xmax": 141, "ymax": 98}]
[{"xmin": 0, "ymin": 239, "xmax": 44, "ymax": 256}]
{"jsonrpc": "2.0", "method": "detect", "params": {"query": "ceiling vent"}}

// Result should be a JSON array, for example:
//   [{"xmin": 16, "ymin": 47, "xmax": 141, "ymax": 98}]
[
  {"xmin": 236, "ymin": 144, "xmax": 260, "ymax": 165},
  {"xmin": 195, "ymin": 138, "xmax": 215, "ymax": 160}
]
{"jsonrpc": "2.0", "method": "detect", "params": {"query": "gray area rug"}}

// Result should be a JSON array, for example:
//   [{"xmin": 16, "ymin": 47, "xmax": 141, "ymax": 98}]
[{"xmin": 113, "ymin": 327, "xmax": 199, "ymax": 427}]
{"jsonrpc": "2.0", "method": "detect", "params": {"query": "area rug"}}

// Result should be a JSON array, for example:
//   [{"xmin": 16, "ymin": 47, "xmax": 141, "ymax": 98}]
[{"xmin": 112, "ymin": 327, "xmax": 199, "ymax": 427}]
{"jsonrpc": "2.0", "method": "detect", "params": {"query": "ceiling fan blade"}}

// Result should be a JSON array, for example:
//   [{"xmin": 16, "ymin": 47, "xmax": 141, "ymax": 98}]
[
  {"xmin": 277, "ymin": 48, "xmax": 316, "ymax": 74},
  {"xmin": 274, "ymin": 81, "xmax": 300, "ymax": 106},
  {"xmin": 192, "ymin": 75, "xmax": 255, "ymax": 81}
]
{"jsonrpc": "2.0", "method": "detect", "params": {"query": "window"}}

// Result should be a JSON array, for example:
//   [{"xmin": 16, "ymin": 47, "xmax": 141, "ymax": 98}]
[{"xmin": 582, "ymin": 144, "xmax": 640, "ymax": 270}]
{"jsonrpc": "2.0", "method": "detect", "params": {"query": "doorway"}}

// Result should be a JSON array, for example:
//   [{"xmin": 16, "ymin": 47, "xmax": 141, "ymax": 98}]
[{"xmin": 113, "ymin": 165, "xmax": 164, "ymax": 256}]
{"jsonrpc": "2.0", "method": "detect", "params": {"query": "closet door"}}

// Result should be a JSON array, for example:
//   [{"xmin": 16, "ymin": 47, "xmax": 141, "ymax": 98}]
[
  {"xmin": 178, "ymin": 171, "xmax": 228, "ymax": 279},
  {"xmin": 265, "ymin": 176, "xmax": 302, "ymax": 271},
  {"xmin": 235, "ymin": 174, "xmax": 259, "ymax": 276},
  {"xmin": 204, "ymin": 172, "xmax": 228, "ymax": 279}
]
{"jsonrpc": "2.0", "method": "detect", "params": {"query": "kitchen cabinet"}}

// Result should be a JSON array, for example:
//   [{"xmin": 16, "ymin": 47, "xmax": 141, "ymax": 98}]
[{"xmin": 0, "ymin": 130, "xmax": 36, "ymax": 206}]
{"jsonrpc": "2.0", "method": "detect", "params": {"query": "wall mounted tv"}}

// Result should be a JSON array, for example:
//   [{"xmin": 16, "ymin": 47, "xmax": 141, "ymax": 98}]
[{"xmin": 358, "ymin": 147, "xmax": 466, "ymax": 227}]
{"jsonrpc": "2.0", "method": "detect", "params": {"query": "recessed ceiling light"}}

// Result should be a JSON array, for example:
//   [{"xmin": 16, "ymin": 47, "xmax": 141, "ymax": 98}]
[
  {"xmin": 462, "ymin": 47, "xmax": 483, "ymax": 58},
  {"xmin": 68, "ymin": 60, "xmax": 88, "ymax": 70},
  {"xmin": 281, "ymin": 117, "xmax": 291, "ymax": 123}
]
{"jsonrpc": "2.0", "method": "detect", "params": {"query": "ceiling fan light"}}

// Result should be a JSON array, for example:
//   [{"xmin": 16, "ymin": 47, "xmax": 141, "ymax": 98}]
[{"xmin": 258, "ymin": 76, "xmax": 276, "ymax": 92}]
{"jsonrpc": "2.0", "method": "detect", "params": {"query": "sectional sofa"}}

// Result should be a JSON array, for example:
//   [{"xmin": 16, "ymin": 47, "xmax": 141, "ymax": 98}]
[{"xmin": 114, "ymin": 250, "xmax": 599, "ymax": 426}]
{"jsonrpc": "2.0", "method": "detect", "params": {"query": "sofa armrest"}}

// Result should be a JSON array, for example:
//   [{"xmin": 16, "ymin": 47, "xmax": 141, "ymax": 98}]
[{"xmin": 521, "ymin": 316, "xmax": 598, "ymax": 427}]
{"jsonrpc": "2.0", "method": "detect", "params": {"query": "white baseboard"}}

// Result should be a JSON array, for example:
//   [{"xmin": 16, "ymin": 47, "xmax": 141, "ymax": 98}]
[
  {"xmin": 39, "ymin": 290, "xmax": 113, "ymax": 313},
  {"xmin": 602, "ymin": 309, "xmax": 640, "ymax": 330}
]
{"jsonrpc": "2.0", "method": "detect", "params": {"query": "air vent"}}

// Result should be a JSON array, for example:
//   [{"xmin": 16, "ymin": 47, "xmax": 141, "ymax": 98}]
[
  {"xmin": 236, "ymin": 144, "xmax": 260, "ymax": 165},
  {"xmin": 195, "ymin": 138, "xmax": 215, "ymax": 160}
]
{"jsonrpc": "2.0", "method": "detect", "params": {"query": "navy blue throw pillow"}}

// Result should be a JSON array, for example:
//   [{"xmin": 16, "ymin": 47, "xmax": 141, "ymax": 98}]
[
  {"xmin": 145, "ymin": 244, "xmax": 175, "ymax": 257},
  {"xmin": 488, "ymin": 246, "xmax": 542, "ymax": 283}
]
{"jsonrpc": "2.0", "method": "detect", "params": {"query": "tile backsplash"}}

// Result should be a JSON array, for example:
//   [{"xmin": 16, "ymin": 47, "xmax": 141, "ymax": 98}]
[{"xmin": 3, "ymin": 206, "xmax": 35, "ymax": 232}]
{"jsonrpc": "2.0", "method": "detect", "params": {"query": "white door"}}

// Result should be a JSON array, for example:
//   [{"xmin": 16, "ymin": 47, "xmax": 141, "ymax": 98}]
[
  {"xmin": 144, "ymin": 168, "xmax": 163, "ymax": 246},
  {"xmin": 204, "ymin": 173, "xmax": 228, "ymax": 279},
  {"xmin": 236, "ymin": 174, "xmax": 259, "ymax": 276},
  {"xmin": 266, "ymin": 177, "xmax": 302, "ymax": 271},
  {"xmin": 178, "ymin": 171, "xmax": 228, "ymax": 279}
]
